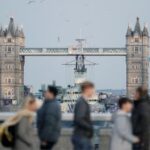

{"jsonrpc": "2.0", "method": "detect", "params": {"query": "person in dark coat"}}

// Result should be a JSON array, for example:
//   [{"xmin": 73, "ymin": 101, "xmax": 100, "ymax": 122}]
[
  {"xmin": 37, "ymin": 86, "xmax": 61, "ymax": 150},
  {"xmin": 132, "ymin": 86, "xmax": 150, "ymax": 150},
  {"xmin": 72, "ymin": 81, "xmax": 94, "ymax": 150}
]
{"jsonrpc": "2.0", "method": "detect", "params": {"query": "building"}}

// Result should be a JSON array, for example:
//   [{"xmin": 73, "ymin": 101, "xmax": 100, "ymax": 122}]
[
  {"xmin": 0, "ymin": 17, "xmax": 25, "ymax": 111},
  {"xmin": 126, "ymin": 17, "xmax": 149, "ymax": 98}
]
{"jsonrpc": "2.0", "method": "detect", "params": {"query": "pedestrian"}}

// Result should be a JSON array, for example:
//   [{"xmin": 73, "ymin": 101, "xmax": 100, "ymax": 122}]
[
  {"xmin": 110, "ymin": 97, "xmax": 139, "ymax": 150},
  {"xmin": 37, "ymin": 86, "xmax": 61, "ymax": 150},
  {"xmin": 1, "ymin": 96, "xmax": 39, "ymax": 150},
  {"xmin": 13, "ymin": 96, "xmax": 39, "ymax": 150},
  {"xmin": 132, "ymin": 86, "xmax": 150, "ymax": 150},
  {"xmin": 72, "ymin": 81, "xmax": 94, "ymax": 150}
]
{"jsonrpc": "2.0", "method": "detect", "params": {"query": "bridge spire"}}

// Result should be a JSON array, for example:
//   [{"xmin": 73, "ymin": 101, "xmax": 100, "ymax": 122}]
[
  {"xmin": 126, "ymin": 24, "xmax": 132, "ymax": 37},
  {"xmin": 7, "ymin": 17, "xmax": 15, "ymax": 37},
  {"xmin": 134, "ymin": 17, "xmax": 141, "ymax": 35},
  {"xmin": 143, "ymin": 24, "xmax": 149, "ymax": 37}
]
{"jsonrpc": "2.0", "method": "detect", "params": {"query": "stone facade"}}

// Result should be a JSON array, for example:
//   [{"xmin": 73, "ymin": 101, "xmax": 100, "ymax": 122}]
[
  {"xmin": 0, "ymin": 18, "xmax": 25, "ymax": 111},
  {"xmin": 126, "ymin": 18, "xmax": 149, "ymax": 98}
]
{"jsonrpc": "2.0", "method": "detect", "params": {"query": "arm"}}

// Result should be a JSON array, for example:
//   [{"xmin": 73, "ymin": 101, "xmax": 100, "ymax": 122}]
[
  {"xmin": 75, "ymin": 102, "xmax": 92, "ymax": 130},
  {"xmin": 36, "ymin": 109, "xmax": 43, "ymax": 130},
  {"xmin": 17, "ymin": 117, "xmax": 33, "ymax": 146},
  {"xmin": 116, "ymin": 116, "xmax": 138, "ymax": 143}
]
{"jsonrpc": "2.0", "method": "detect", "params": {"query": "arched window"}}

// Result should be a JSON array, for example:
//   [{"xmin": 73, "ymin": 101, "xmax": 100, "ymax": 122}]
[
  {"xmin": 135, "ymin": 38, "xmax": 139, "ymax": 43},
  {"xmin": 8, "ymin": 91, "xmax": 11, "ymax": 96},
  {"xmin": 135, "ymin": 78, "xmax": 138, "ymax": 84},
  {"xmin": 135, "ymin": 47, "xmax": 139, "ymax": 54},
  {"xmin": 8, "ymin": 47, "xmax": 12, "ymax": 53},
  {"xmin": 8, "ymin": 79, "xmax": 11, "ymax": 84},
  {"xmin": 8, "ymin": 38, "xmax": 11, "ymax": 43}
]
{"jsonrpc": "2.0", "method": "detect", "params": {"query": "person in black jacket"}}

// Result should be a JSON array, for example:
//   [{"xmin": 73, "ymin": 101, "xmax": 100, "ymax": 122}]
[
  {"xmin": 132, "ymin": 86, "xmax": 150, "ymax": 150},
  {"xmin": 37, "ymin": 86, "xmax": 61, "ymax": 150},
  {"xmin": 72, "ymin": 81, "xmax": 94, "ymax": 150}
]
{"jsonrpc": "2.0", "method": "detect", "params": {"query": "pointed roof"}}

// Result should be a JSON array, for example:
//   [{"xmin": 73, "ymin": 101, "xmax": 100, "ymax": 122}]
[
  {"xmin": 7, "ymin": 17, "xmax": 15, "ymax": 37},
  {"xmin": 134, "ymin": 17, "xmax": 141, "ymax": 35},
  {"xmin": 143, "ymin": 25, "xmax": 149, "ymax": 37},
  {"xmin": 15, "ymin": 26, "xmax": 20, "ymax": 37},
  {"xmin": 126, "ymin": 25, "xmax": 132, "ymax": 37},
  {"xmin": 20, "ymin": 27, "xmax": 25, "ymax": 38}
]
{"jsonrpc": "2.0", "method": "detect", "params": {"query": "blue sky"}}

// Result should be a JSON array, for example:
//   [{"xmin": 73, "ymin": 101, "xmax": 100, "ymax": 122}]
[{"xmin": 0, "ymin": 0, "xmax": 150, "ymax": 91}]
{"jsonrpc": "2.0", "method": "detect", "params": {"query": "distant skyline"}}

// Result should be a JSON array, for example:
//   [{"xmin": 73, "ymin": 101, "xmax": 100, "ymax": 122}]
[{"xmin": 1, "ymin": 0, "xmax": 150, "ymax": 91}]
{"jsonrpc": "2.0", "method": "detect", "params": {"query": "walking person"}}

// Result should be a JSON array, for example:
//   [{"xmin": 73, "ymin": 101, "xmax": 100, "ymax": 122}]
[
  {"xmin": 132, "ymin": 86, "xmax": 150, "ymax": 150},
  {"xmin": 37, "ymin": 86, "xmax": 61, "ymax": 150},
  {"xmin": 110, "ymin": 97, "xmax": 139, "ymax": 150},
  {"xmin": 1, "ymin": 96, "xmax": 39, "ymax": 150},
  {"xmin": 72, "ymin": 81, "xmax": 94, "ymax": 150}
]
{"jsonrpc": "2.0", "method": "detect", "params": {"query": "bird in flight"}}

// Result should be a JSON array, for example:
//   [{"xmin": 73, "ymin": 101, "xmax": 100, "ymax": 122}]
[{"xmin": 27, "ymin": 0, "xmax": 36, "ymax": 4}]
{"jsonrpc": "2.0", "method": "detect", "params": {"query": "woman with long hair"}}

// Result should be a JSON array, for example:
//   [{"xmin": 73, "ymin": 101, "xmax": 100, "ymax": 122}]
[{"xmin": 2, "ymin": 96, "xmax": 40, "ymax": 150}]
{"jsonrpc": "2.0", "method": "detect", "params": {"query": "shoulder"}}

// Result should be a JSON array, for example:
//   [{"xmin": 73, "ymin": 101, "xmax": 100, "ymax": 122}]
[
  {"xmin": 76, "ymin": 98, "xmax": 84, "ymax": 107},
  {"xmin": 47, "ymin": 100, "xmax": 60, "ymax": 111},
  {"xmin": 19, "ymin": 117, "xmax": 30, "ymax": 125},
  {"xmin": 115, "ymin": 111, "xmax": 128, "ymax": 121}
]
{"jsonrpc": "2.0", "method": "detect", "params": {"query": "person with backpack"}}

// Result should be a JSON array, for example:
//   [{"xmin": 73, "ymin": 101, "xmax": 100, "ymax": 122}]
[
  {"xmin": 37, "ymin": 86, "xmax": 61, "ymax": 150},
  {"xmin": 0, "ymin": 96, "xmax": 39, "ymax": 150}
]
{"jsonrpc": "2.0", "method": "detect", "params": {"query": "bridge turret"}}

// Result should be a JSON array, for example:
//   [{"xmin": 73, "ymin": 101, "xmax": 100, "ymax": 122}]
[
  {"xmin": 143, "ymin": 25, "xmax": 149, "ymax": 37},
  {"xmin": 0, "ymin": 18, "xmax": 25, "ymax": 111},
  {"xmin": 126, "ymin": 25, "xmax": 132, "ymax": 37},
  {"xmin": 133, "ymin": 17, "xmax": 142, "ymax": 36},
  {"xmin": 126, "ymin": 18, "xmax": 149, "ymax": 98}
]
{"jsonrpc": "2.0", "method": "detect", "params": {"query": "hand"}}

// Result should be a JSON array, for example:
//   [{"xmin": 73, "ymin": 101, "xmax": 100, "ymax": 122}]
[
  {"xmin": 41, "ymin": 141, "xmax": 47, "ymax": 145},
  {"xmin": 134, "ymin": 137, "xmax": 140, "ymax": 143}
]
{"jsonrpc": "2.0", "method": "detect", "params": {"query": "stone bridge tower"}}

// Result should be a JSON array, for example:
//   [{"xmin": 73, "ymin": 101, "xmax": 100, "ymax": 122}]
[
  {"xmin": 126, "ymin": 18, "xmax": 149, "ymax": 98},
  {"xmin": 0, "ymin": 18, "xmax": 25, "ymax": 111}
]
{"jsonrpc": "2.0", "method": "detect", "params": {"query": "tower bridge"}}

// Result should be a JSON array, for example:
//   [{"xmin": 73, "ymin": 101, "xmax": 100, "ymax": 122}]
[{"xmin": 0, "ymin": 17, "xmax": 149, "ymax": 111}]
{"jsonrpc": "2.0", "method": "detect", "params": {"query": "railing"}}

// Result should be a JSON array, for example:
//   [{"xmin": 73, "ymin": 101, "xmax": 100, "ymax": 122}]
[{"xmin": 19, "ymin": 47, "xmax": 127, "ymax": 56}]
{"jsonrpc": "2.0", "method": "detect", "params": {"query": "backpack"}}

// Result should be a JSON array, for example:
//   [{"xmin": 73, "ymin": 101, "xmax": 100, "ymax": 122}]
[{"xmin": 0, "ymin": 124, "xmax": 17, "ymax": 148}]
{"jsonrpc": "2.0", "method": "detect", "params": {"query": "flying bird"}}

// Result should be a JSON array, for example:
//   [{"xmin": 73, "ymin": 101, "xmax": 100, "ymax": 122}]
[
  {"xmin": 27, "ymin": 0, "xmax": 35, "ymax": 4},
  {"xmin": 40, "ymin": 0, "xmax": 47, "ymax": 3}
]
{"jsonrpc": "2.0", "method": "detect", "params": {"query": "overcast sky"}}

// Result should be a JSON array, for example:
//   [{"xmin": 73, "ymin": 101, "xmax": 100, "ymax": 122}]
[{"xmin": 0, "ymin": 0, "xmax": 150, "ymax": 91}]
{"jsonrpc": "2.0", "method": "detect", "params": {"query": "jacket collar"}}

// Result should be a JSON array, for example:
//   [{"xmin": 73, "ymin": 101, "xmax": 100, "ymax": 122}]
[
  {"xmin": 44, "ymin": 99, "xmax": 56, "ymax": 103},
  {"xmin": 117, "ymin": 110, "xmax": 130, "ymax": 116}
]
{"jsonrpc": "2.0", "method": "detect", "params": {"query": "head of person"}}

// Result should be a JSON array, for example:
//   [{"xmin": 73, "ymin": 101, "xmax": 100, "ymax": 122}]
[
  {"xmin": 45, "ymin": 85, "xmax": 58, "ymax": 100},
  {"xmin": 23, "ymin": 95, "xmax": 37, "ymax": 112},
  {"xmin": 81, "ymin": 81, "xmax": 95, "ymax": 98},
  {"xmin": 118, "ymin": 97, "xmax": 133, "ymax": 113},
  {"xmin": 134, "ymin": 86, "xmax": 148, "ymax": 101}
]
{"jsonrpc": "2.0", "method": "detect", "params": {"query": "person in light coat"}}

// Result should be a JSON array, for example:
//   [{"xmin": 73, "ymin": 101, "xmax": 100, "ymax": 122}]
[
  {"xmin": 110, "ymin": 97, "xmax": 139, "ymax": 150},
  {"xmin": 2, "ymin": 96, "xmax": 40, "ymax": 150}
]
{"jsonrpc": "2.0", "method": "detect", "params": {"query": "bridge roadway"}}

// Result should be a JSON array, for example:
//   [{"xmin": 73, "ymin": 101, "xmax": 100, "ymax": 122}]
[{"xmin": 19, "ymin": 47, "xmax": 127, "ymax": 56}]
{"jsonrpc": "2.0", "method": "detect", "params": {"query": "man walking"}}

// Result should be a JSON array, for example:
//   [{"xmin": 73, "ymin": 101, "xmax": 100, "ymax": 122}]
[
  {"xmin": 37, "ymin": 86, "xmax": 61, "ymax": 150},
  {"xmin": 132, "ymin": 86, "xmax": 150, "ymax": 150},
  {"xmin": 72, "ymin": 81, "xmax": 94, "ymax": 150}
]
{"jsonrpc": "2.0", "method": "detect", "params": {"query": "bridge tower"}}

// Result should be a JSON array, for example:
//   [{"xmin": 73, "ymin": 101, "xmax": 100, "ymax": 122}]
[
  {"xmin": 0, "ymin": 18, "xmax": 25, "ymax": 111},
  {"xmin": 126, "ymin": 18, "xmax": 149, "ymax": 98}
]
